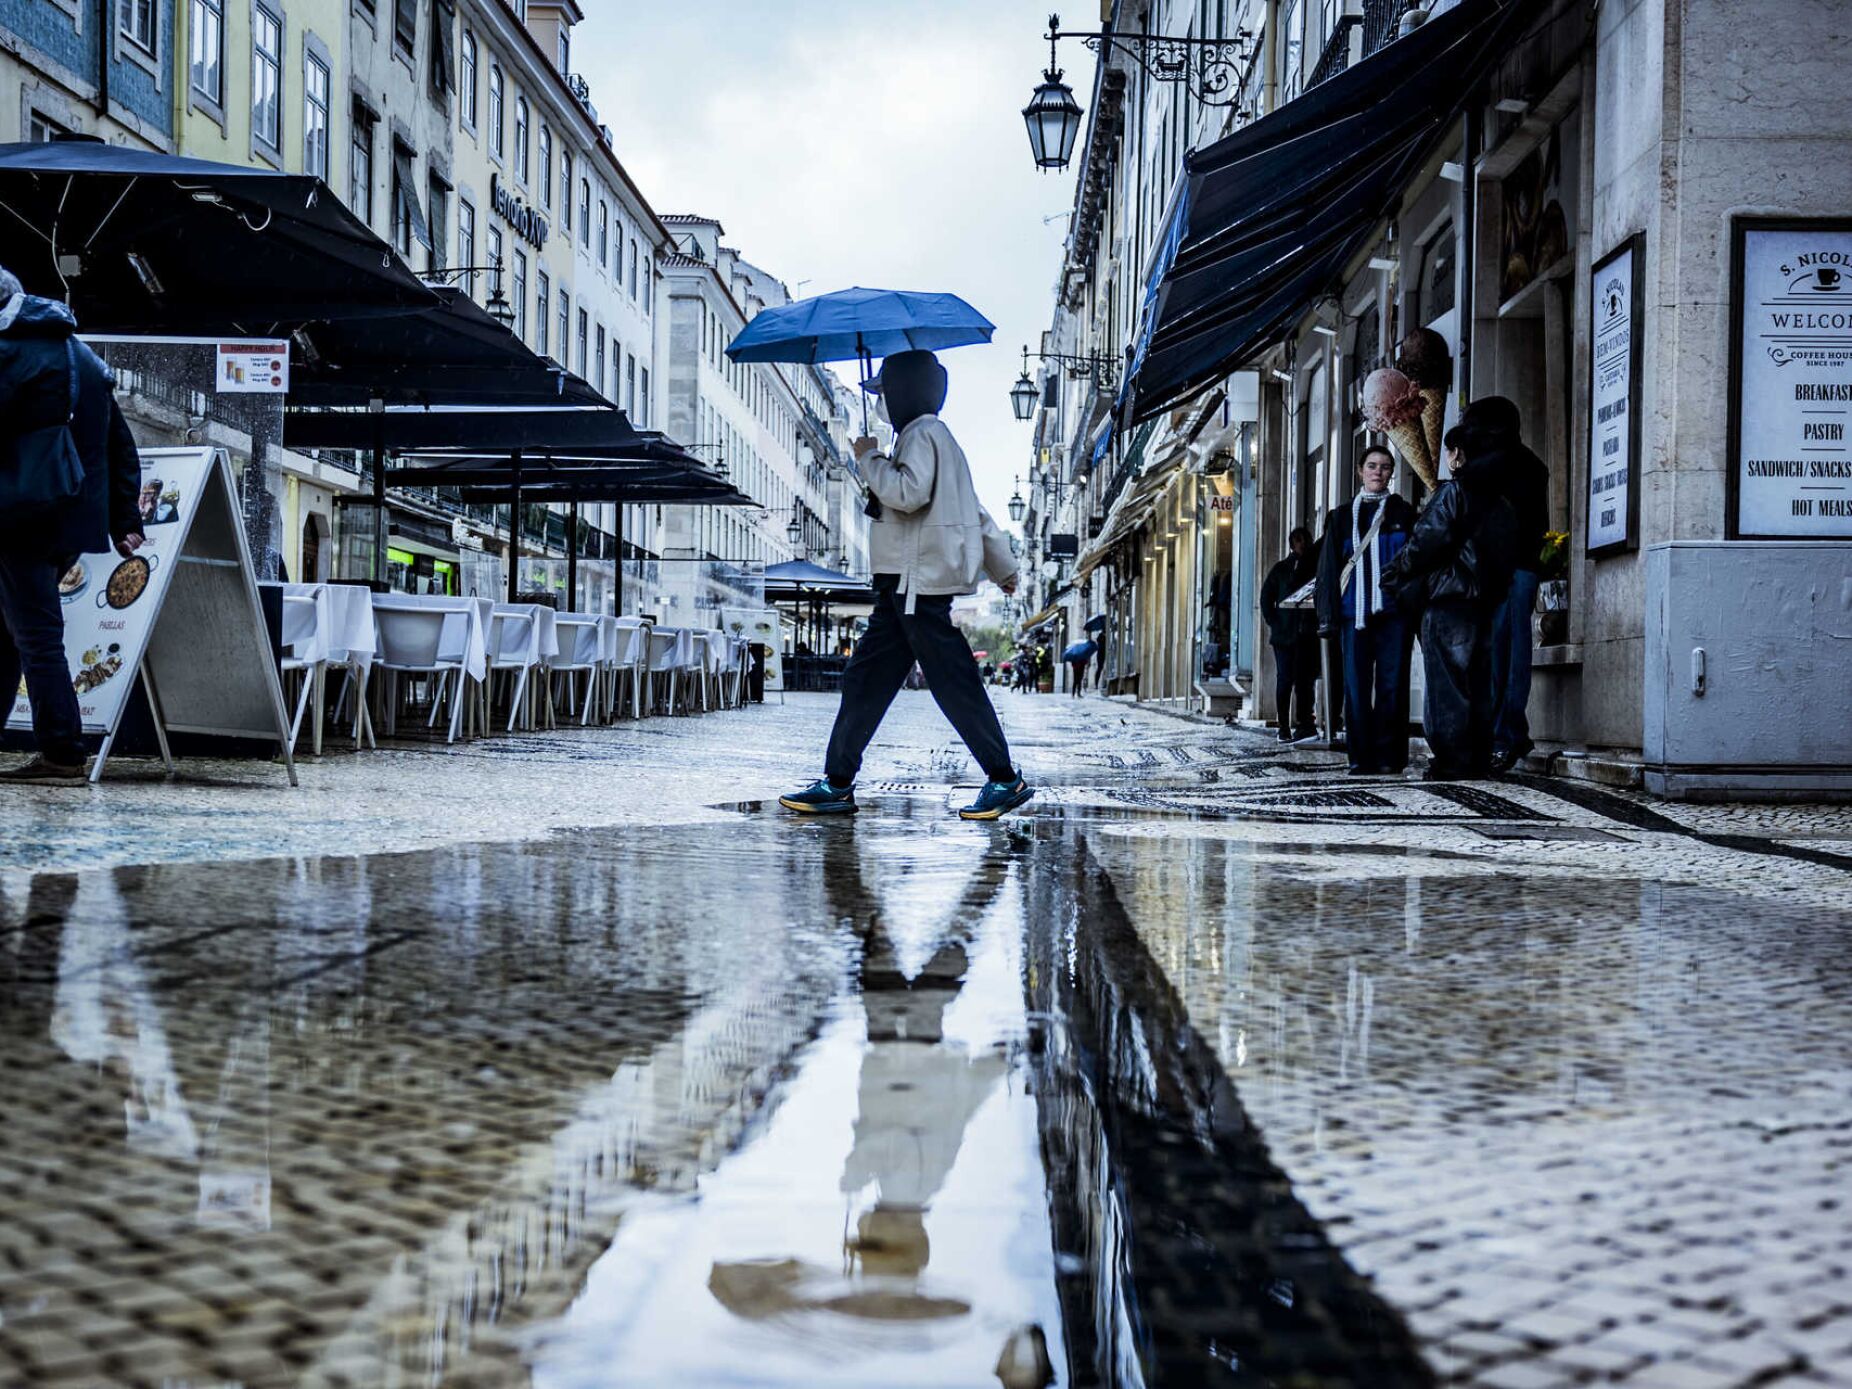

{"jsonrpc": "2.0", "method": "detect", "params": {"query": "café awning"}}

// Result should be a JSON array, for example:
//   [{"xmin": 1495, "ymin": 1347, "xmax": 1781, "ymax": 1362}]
[
  {"xmin": 284, "ymin": 406, "xmax": 649, "ymax": 453},
  {"xmin": 290, "ymin": 288, "xmax": 604, "ymax": 407},
  {"xmin": 0, "ymin": 140, "xmax": 436, "ymax": 333},
  {"xmin": 1123, "ymin": 0, "xmax": 1528, "ymax": 422},
  {"xmin": 763, "ymin": 559, "xmax": 873, "ymax": 604}
]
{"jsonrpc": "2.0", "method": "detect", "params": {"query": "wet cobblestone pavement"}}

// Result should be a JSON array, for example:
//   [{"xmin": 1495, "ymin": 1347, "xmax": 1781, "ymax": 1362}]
[{"xmin": 2, "ymin": 692, "xmax": 1850, "ymax": 1387}]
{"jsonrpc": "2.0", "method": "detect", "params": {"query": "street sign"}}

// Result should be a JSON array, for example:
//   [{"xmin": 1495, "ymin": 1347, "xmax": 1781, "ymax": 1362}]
[{"xmin": 9, "ymin": 447, "xmax": 297, "ymax": 784}]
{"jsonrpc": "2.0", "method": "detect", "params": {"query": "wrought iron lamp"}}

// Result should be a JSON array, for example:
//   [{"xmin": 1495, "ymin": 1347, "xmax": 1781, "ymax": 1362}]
[
  {"xmin": 1022, "ymin": 23, "xmax": 1085, "ymax": 172},
  {"xmin": 1007, "ymin": 478, "xmax": 1027, "ymax": 523}
]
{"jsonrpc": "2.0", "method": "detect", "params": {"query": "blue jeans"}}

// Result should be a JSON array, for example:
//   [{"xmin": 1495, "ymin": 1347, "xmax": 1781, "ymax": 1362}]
[
  {"xmin": 0, "ymin": 549, "xmax": 84, "ymax": 765},
  {"xmin": 1338, "ymin": 614, "xmax": 1411, "ymax": 771},
  {"xmin": 1490, "ymin": 568, "xmax": 1540, "ymax": 755}
]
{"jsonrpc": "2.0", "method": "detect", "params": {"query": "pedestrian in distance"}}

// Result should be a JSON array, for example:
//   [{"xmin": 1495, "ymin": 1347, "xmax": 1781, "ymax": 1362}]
[
  {"xmin": 1062, "ymin": 637, "xmax": 1097, "ymax": 696},
  {"xmin": 780, "ymin": 350, "xmax": 1033, "ymax": 821},
  {"xmin": 1259, "ymin": 526, "xmax": 1319, "ymax": 742},
  {"xmin": 1315, "ymin": 446, "xmax": 1418, "ymax": 775},
  {"xmin": 0, "ymin": 263, "xmax": 146, "ymax": 783},
  {"xmin": 1458, "ymin": 396, "xmax": 1551, "ymax": 774},
  {"xmin": 1381, "ymin": 414, "xmax": 1520, "ymax": 781}
]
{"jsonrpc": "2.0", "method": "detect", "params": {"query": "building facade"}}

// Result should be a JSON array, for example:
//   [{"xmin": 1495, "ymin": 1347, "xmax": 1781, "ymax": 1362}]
[
  {"xmin": 1023, "ymin": 0, "xmax": 1852, "ymax": 798},
  {"xmin": 0, "ymin": 0, "xmax": 176, "ymax": 148}
]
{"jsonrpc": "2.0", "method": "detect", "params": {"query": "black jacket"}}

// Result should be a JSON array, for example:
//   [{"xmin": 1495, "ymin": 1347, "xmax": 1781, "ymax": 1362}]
[
  {"xmin": 1380, "ymin": 458, "xmax": 1519, "ymax": 611},
  {"xmin": 1487, "ymin": 441, "xmax": 1550, "ymax": 572},
  {"xmin": 1314, "ymin": 493, "xmax": 1418, "ymax": 635},
  {"xmin": 1260, "ymin": 552, "xmax": 1316, "ymax": 646},
  {"xmin": 0, "ymin": 293, "xmax": 143, "ymax": 557}
]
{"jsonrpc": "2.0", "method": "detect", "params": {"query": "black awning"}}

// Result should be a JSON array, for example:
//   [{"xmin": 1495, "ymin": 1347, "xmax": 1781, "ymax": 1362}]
[
  {"xmin": 0, "ymin": 140, "xmax": 436, "ymax": 333},
  {"xmin": 1125, "ymin": 0, "xmax": 1528, "ymax": 421},
  {"xmin": 284, "ymin": 406, "xmax": 646, "ymax": 452},
  {"xmin": 289, "ymin": 288, "xmax": 605, "ymax": 407}
]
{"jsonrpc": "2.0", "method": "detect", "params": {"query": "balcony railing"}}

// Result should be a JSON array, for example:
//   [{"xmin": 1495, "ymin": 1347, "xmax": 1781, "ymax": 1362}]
[{"xmin": 1308, "ymin": 14, "xmax": 1363, "ymax": 87}]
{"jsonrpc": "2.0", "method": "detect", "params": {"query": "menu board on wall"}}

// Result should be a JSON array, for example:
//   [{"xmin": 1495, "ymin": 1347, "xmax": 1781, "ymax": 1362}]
[
  {"xmin": 8, "ymin": 449, "xmax": 209, "ymax": 735},
  {"xmin": 1588, "ymin": 236, "xmax": 1642, "ymax": 555},
  {"xmin": 1730, "ymin": 219, "xmax": 1852, "ymax": 538}
]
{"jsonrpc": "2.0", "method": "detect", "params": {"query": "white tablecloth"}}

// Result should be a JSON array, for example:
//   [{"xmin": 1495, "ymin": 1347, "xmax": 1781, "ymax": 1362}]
[
  {"xmin": 373, "ymin": 593, "xmax": 489, "ymax": 683},
  {"xmin": 277, "ymin": 582, "xmax": 377, "ymax": 672},
  {"xmin": 551, "ymin": 614, "xmax": 602, "ymax": 668},
  {"xmin": 490, "ymin": 603, "xmax": 560, "ymax": 670}
]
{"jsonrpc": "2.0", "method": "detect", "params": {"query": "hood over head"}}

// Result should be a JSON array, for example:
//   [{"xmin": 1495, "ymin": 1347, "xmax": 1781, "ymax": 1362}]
[
  {"xmin": 870, "ymin": 349, "xmax": 947, "ymax": 433},
  {"xmin": 0, "ymin": 288, "xmax": 78, "ymax": 338}
]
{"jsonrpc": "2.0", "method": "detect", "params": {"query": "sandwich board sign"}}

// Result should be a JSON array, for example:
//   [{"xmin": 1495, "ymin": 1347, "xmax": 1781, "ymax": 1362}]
[{"xmin": 8, "ymin": 447, "xmax": 297, "ymax": 785}]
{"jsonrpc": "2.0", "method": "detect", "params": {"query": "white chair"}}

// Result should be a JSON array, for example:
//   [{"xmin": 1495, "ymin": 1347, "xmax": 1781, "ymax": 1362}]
[
  {"xmin": 551, "ymin": 615, "xmax": 603, "ymax": 725},
  {"xmin": 609, "ymin": 617, "xmax": 650, "ymax": 719},
  {"xmin": 486, "ymin": 607, "xmax": 542, "ymax": 732},
  {"xmin": 648, "ymin": 626, "xmax": 687, "ymax": 716},
  {"xmin": 373, "ymin": 607, "xmax": 468, "ymax": 742},
  {"xmin": 277, "ymin": 589, "xmax": 321, "ymax": 755}
]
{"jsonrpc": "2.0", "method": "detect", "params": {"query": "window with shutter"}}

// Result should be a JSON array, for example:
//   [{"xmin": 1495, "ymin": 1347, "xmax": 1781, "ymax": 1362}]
[{"xmin": 394, "ymin": 0, "xmax": 417, "ymax": 58}]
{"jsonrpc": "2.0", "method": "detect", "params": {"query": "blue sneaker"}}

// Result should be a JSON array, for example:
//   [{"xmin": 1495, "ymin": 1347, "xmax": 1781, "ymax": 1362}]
[
  {"xmin": 958, "ymin": 774, "xmax": 1034, "ymax": 821},
  {"xmin": 779, "ymin": 778, "xmax": 858, "ymax": 815}
]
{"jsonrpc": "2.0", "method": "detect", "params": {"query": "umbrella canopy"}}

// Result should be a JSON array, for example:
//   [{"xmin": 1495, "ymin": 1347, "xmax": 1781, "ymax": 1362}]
[
  {"xmin": 0, "ymin": 140, "xmax": 435, "ymax": 333},
  {"xmin": 725, "ymin": 287, "xmax": 994, "ymax": 365},
  {"xmin": 290, "ymin": 288, "xmax": 604, "ymax": 407},
  {"xmin": 762, "ymin": 557, "xmax": 873, "ymax": 603},
  {"xmin": 284, "ymin": 406, "xmax": 647, "ymax": 452},
  {"xmin": 1084, "ymin": 613, "xmax": 1107, "ymax": 633}
]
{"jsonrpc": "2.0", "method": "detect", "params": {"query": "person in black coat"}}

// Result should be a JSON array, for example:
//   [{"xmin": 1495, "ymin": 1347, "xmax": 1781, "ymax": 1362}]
[
  {"xmin": 1259, "ymin": 526, "xmax": 1318, "ymax": 740},
  {"xmin": 0, "ymin": 265, "xmax": 145, "ymax": 780},
  {"xmin": 1381, "ymin": 422, "xmax": 1520, "ymax": 780},
  {"xmin": 1456, "ymin": 397, "xmax": 1551, "ymax": 772},
  {"xmin": 1315, "ymin": 446, "xmax": 1419, "ymax": 774}
]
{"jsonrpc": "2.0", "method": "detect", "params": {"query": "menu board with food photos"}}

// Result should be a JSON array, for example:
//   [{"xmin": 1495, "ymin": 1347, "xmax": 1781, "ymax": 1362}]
[
  {"xmin": 9, "ymin": 447, "xmax": 296, "ymax": 784},
  {"xmin": 9, "ymin": 450, "xmax": 204, "ymax": 735}
]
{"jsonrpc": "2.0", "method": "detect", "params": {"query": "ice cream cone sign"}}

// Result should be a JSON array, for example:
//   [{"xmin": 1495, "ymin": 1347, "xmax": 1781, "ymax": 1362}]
[{"xmin": 1363, "ymin": 367, "xmax": 1436, "ymax": 486}]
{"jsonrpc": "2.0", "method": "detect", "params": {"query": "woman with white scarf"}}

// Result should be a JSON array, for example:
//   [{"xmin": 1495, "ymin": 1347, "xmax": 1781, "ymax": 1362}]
[{"xmin": 1314, "ymin": 446, "xmax": 1418, "ymax": 775}]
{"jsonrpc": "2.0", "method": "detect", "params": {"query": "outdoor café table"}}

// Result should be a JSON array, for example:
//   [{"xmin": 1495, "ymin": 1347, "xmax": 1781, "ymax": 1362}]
[
  {"xmin": 266, "ymin": 581, "xmax": 378, "ymax": 755},
  {"xmin": 370, "ymin": 593, "xmax": 489, "ymax": 742},
  {"xmin": 489, "ymin": 603, "xmax": 561, "ymax": 731}
]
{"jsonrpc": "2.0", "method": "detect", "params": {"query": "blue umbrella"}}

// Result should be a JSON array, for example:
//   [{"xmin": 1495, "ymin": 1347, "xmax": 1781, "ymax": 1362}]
[{"xmin": 726, "ymin": 287, "xmax": 994, "ymax": 365}]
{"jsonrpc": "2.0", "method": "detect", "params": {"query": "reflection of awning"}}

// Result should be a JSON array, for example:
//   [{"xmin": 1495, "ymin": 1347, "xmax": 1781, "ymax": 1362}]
[{"xmin": 1124, "ymin": 0, "xmax": 1526, "ymax": 421}]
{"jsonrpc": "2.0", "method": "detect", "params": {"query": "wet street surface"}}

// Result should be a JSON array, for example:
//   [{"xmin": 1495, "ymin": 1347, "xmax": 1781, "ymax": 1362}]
[{"xmin": 2, "ymin": 693, "xmax": 1850, "ymax": 1387}]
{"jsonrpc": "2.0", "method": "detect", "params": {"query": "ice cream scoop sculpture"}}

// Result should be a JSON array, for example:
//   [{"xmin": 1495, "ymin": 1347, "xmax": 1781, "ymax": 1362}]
[
  {"xmin": 1362, "ymin": 366, "xmax": 1435, "ymax": 486},
  {"xmin": 1394, "ymin": 327, "xmax": 1454, "ymax": 471}
]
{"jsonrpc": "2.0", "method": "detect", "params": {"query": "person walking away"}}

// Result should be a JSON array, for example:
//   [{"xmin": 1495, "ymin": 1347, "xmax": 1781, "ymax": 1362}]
[
  {"xmin": 1062, "ymin": 637, "xmax": 1096, "ymax": 696},
  {"xmin": 1259, "ymin": 527, "xmax": 1319, "ymax": 741},
  {"xmin": 1453, "ymin": 397, "xmax": 1552, "ymax": 773},
  {"xmin": 0, "ymin": 265, "xmax": 145, "ymax": 782},
  {"xmin": 1381, "ymin": 417, "xmax": 1519, "ymax": 780},
  {"xmin": 1315, "ymin": 446, "xmax": 1418, "ymax": 775},
  {"xmin": 780, "ymin": 350, "xmax": 1032, "ymax": 821}
]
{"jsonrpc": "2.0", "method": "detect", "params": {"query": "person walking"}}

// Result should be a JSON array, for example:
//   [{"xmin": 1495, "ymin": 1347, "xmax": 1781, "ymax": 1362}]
[
  {"xmin": 0, "ymin": 264, "xmax": 145, "ymax": 783},
  {"xmin": 1315, "ymin": 446, "xmax": 1418, "ymax": 775},
  {"xmin": 1062, "ymin": 637, "xmax": 1096, "ymax": 696},
  {"xmin": 1259, "ymin": 526, "xmax": 1319, "ymax": 741},
  {"xmin": 780, "ymin": 350, "xmax": 1032, "ymax": 821},
  {"xmin": 1381, "ymin": 415, "xmax": 1520, "ymax": 780},
  {"xmin": 1455, "ymin": 397, "xmax": 1552, "ymax": 774}
]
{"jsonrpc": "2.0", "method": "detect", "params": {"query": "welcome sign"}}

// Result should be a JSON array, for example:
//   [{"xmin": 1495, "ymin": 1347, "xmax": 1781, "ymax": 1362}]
[{"xmin": 1730, "ymin": 220, "xmax": 1852, "ymax": 538}]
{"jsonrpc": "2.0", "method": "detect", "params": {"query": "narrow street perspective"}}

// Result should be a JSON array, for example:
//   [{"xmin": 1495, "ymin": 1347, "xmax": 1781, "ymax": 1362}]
[{"xmin": 3, "ymin": 1, "xmax": 1851, "ymax": 1387}]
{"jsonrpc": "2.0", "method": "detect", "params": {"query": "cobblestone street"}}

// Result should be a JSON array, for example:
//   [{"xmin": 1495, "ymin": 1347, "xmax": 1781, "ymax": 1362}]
[{"xmin": 2, "ymin": 691, "xmax": 1850, "ymax": 1387}]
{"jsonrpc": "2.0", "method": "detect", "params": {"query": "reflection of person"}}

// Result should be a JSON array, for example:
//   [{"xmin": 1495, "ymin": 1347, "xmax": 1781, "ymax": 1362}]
[
  {"xmin": 1382, "ymin": 417, "xmax": 1520, "ymax": 780},
  {"xmin": 137, "ymin": 479, "xmax": 178, "ymax": 525},
  {"xmin": 1316, "ymin": 447, "xmax": 1418, "ymax": 775},
  {"xmin": 0, "ymin": 262, "xmax": 145, "ymax": 783},
  {"xmin": 781, "ymin": 350, "xmax": 1032, "ymax": 821},
  {"xmin": 1260, "ymin": 527, "xmax": 1319, "ymax": 741},
  {"xmin": 1459, "ymin": 397, "xmax": 1551, "ymax": 774}
]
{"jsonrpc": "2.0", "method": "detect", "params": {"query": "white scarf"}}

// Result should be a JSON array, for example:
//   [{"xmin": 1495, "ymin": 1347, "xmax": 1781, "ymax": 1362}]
[{"xmin": 1349, "ymin": 490, "xmax": 1391, "ymax": 631}]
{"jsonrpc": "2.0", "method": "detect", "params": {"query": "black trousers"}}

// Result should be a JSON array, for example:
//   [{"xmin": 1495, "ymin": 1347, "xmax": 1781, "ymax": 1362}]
[
  {"xmin": 1271, "ymin": 638, "xmax": 1318, "ymax": 734},
  {"xmin": 0, "ymin": 549, "xmax": 85, "ymax": 766},
  {"xmin": 824, "ymin": 578, "xmax": 1015, "ymax": 787},
  {"xmin": 1419, "ymin": 601, "xmax": 1496, "ymax": 776}
]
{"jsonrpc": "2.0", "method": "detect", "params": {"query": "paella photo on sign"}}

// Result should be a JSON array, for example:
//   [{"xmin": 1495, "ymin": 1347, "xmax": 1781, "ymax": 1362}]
[{"xmin": 98, "ymin": 553, "xmax": 160, "ymax": 610}]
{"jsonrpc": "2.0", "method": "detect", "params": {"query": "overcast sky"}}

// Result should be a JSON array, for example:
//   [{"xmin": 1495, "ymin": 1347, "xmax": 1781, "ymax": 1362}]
[{"xmin": 575, "ymin": 0, "xmax": 1082, "ymax": 528}]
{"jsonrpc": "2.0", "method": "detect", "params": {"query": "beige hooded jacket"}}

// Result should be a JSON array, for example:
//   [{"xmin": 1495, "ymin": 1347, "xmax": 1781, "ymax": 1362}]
[{"xmin": 860, "ymin": 413, "xmax": 1018, "ymax": 613}]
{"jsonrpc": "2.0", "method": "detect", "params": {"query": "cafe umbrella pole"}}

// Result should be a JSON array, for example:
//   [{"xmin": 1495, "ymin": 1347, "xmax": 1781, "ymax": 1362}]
[
  {"xmin": 507, "ymin": 450, "xmax": 522, "ymax": 603},
  {"xmin": 567, "ymin": 500, "xmax": 579, "ymax": 613},
  {"xmin": 371, "ymin": 410, "xmax": 387, "ymax": 588}
]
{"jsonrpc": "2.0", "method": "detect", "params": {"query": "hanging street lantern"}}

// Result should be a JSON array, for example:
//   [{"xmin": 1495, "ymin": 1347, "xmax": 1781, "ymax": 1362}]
[
  {"xmin": 1010, "ymin": 370, "xmax": 1039, "ymax": 420},
  {"xmin": 786, "ymin": 512, "xmax": 803, "ymax": 547},
  {"xmin": 1007, "ymin": 478, "xmax": 1027, "ymax": 523},
  {"xmin": 1023, "ymin": 20, "xmax": 1084, "ymax": 172}
]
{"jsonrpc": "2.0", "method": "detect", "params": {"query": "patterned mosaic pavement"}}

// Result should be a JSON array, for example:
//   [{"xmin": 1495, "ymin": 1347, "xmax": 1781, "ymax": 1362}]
[{"xmin": 1, "ymin": 691, "xmax": 1849, "ymax": 1386}]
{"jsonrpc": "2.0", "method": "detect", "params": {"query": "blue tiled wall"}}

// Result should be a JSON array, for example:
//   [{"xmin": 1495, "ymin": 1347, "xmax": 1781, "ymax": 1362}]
[{"xmin": 0, "ymin": 0, "xmax": 176, "ymax": 141}]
